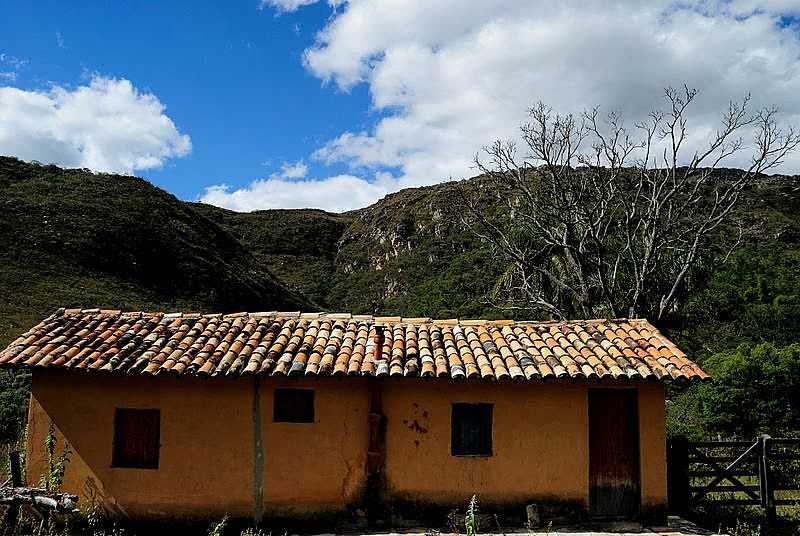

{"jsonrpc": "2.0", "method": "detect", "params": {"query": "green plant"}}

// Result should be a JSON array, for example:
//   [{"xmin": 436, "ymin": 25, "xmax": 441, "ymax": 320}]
[
  {"xmin": 668, "ymin": 342, "xmax": 800, "ymax": 439},
  {"xmin": 208, "ymin": 515, "xmax": 229, "ymax": 536},
  {"xmin": 465, "ymin": 495, "xmax": 478, "ymax": 536},
  {"xmin": 39, "ymin": 422, "xmax": 70, "ymax": 491},
  {"xmin": 239, "ymin": 528, "xmax": 269, "ymax": 536},
  {"xmin": 723, "ymin": 519, "xmax": 761, "ymax": 536}
]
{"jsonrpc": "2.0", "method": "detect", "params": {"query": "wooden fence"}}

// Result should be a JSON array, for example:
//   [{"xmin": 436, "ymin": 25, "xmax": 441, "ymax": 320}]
[{"xmin": 668, "ymin": 435, "xmax": 800, "ymax": 520}]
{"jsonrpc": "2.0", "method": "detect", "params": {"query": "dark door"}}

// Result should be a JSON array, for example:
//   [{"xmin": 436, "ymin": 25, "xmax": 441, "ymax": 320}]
[{"xmin": 589, "ymin": 389, "xmax": 641, "ymax": 518}]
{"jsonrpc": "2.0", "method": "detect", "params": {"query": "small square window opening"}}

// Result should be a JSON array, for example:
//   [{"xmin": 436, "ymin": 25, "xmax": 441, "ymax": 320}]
[
  {"xmin": 112, "ymin": 408, "xmax": 160, "ymax": 469},
  {"xmin": 273, "ymin": 388, "xmax": 315, "ymax": 423},
  {"xmin": 451, "ymin": 403, "xmax": 493, "ymax": 456}
]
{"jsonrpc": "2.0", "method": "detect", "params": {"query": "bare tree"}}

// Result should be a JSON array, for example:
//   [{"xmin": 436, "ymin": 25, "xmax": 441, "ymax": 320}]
[{"xmin": 462, "ymin": 86, "xmax": 799, "ymax": 320}]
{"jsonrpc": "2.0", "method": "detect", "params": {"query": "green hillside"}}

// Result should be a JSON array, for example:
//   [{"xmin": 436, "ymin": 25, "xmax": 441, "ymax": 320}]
[
  {"xmin": 3, "ymin": 156, "xmax": 798, "ymax": 357},
  {"xmin": 0, "ymin": 156, "xmax": 308, "ymax": 349},
  {"xmin": 190, "ymin": 203, "xmax": 352, "ymax": 308}
]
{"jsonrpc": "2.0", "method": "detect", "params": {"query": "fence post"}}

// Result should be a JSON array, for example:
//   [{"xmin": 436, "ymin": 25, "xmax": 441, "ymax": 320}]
[
  {"xmin": 4, "ymin": 451, "xmax": 23, "ymax": 535},
  {"xmin": 758, "ymin": 435, "xmax": 776, "ymax": 524},
  {"xmin": 667, "ymin": 436, "xmax": 690, "ymax": 515}
]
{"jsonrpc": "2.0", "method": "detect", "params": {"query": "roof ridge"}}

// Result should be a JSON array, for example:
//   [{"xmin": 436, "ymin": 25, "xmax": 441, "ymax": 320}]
[{"xmin": 58, "ymin": 308, "xmax": 655, "ymax": 327}]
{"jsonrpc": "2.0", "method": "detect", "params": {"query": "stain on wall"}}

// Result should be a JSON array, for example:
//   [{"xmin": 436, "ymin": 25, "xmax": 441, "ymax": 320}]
[{"xmin": 402, "ymin": 402, "xmax": 430, "ymax": 448}]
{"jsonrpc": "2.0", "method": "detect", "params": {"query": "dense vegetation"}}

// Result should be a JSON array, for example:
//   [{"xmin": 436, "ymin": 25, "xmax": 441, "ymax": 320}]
[
  {"xmin": 0, "ymin": 156, "xmax": 798, "ymax": 444},
  {"xmin": 0, "ymin": 156, "xmax": 307, "ymax": 350},
  {"xmin": 190, "ymin": 203, "xmax": 352, "ymax": 308}
]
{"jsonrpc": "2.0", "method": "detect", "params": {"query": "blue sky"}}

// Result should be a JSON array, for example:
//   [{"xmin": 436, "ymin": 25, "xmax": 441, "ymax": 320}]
[
  {"xmin": 1, "ymin": 0, "xmax": 376, "ymax": 200},
  {"xmin": 2, "ymin": 0, "xmax": 800, "ymax": 212}
]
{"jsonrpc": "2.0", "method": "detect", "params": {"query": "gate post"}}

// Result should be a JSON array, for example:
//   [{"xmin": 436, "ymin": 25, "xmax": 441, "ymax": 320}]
[
  {"xmin": 667, "ymin": 436, "xmax": 690, "ymax": 515},
  {"xmin": 758, "ymin": 435, "xmax": 776, "ymax": 524}
]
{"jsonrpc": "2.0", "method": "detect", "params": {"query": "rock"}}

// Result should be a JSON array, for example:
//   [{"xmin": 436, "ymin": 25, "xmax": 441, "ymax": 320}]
[{"xmin": 526, "ymin": 503, "xmax": 540, "ymax": 528}]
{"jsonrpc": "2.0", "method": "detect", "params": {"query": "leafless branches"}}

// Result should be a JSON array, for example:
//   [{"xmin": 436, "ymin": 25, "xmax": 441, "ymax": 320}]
[{"xmin": 462, "ymin": 86, "xmax": 800, "ymax": 320}]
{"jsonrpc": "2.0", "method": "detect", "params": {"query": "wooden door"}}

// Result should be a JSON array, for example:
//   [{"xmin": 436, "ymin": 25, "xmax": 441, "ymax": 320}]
[{"xmin": 589, "ymin": 389, "xmax": 640, "ymax": 518}]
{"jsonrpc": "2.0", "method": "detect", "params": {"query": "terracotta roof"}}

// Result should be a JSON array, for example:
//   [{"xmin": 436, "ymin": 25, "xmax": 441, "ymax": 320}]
[{"xmin": 0, "ymin": 308, "xmax": 709, "ymax": 382}]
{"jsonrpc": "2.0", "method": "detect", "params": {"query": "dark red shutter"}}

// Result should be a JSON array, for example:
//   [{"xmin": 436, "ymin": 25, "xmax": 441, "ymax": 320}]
[{"xmin": 112, "ymin": 409, "xmax": 160, "ymax": 469}]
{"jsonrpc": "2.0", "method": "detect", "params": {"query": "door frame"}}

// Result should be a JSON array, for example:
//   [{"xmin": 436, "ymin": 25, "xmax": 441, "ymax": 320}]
[{"xmin": 588, "ymin": 387, "xmax": 642, "ymax": 519}]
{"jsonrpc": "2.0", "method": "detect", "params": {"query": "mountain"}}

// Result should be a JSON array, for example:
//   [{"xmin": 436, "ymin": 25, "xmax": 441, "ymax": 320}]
[
  {"xmin": 1, "ymin": 156, "xmax": 799, "ymax": 361},
  {"xmin": 0, "ymin": 156, "xmax": 307, "ymax": 348},
  {"xmin": 190, "ymin": 204, "xmax": 352, "ymax": 308},
  {"xmin": 197, "ymin": 171, "xmax": 800, "ymax": 359},
  {"xmin": 193, "ymin": 178, "xmax": 503, "ymax": 319}
]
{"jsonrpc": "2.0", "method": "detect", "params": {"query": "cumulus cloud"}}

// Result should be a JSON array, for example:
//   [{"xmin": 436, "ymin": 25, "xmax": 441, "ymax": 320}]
[
  {"xmin": 301, "ymin": 0, "xmax": 800, "ymax": 186},
  {"xmin": 0, "ymin": 76, "xmax": 191, "ymax": 174},
  {"xmin": 0, "ymin": 53, "xmax": 27, "ymax": 71},
  {"xmin": 231, "ymin": 0, "xmax": 800, "ymax": 212},
  {"xmin": 279, "ymin": 160, "xmax": 309, "ymax": 178},
  {"xmin": 0, "ymin": 53, "xmax": 26, "ymax": 83},
  {"xmin": 200, "ymin": 173, "xmax": 391, "ymax": 212}
]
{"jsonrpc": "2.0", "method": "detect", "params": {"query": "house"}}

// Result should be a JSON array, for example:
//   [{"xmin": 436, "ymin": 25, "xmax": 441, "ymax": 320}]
[{"xmin": 0, "ymin": 308, "xmax": 709, "ymax": 526}]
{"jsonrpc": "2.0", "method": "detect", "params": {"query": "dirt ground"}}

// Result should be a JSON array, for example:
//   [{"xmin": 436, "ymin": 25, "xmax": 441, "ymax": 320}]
[{"xmin": 322, "ymin": 517, "xmax": 723, "ymax": 536}]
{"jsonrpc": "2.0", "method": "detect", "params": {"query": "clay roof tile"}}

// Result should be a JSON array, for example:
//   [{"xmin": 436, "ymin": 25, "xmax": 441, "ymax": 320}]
[{"xmin": 0, "ymin": 311, "xmax": 707, "ymax": 383}]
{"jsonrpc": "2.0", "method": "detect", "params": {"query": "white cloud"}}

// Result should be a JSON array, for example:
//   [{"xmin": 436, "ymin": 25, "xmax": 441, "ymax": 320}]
[
  {"xmin": 0, "ymin": 76, "xmax": 191, "ymax": 174},
  {"xmin": 56, "ymin": 32, "xmax": 66, "ymax": 49},
  {"xmin": 258, "ymin": 0, "xmax": 319, "ymax": 13},
  {"xmin": 726, "ymin": 0, "xmax": 800, "ymax": 16},
  {"xmin": 0, "ymin": 53, "xmax": 27, "ymax": 71},
  {"xmin": 279, "ymin": 160, "xmax": 308, "ymax": 178},
  {"xmin": 201, "ymin": 156, "xmax": 394, "ymax": 212},
  {"xmin": 303, "ymin": 1, "xmax": 800, "ymax": 184},
  {"xmin": 200, "ymin": 174, "xmax": 390, "ymax": 212},
  {"xmin": 0, "ymin": 53, "xmax": 26, "ymax": 82},
  {"xmin": 239, "ymin": 0, "xmax": 800, "ymax": 212}
]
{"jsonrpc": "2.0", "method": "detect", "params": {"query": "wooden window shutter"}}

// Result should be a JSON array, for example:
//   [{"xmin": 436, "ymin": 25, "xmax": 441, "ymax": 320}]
[
  {"xmin": 451, "ymin": 403, "xmax": 493, "ymax": 456},
  {"xmin": 112, "ymin": 408, "xmax": 160, "ymax": 469}
]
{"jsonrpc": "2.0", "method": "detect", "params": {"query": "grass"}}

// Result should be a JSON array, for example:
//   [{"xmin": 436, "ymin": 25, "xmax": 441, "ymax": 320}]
[{"xmin": 689, "ymin": 505, "xmax": 800, "ymax": 536}]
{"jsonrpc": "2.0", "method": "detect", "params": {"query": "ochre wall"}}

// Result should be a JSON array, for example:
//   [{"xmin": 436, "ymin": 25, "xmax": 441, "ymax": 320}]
[
  {"xmin": 27, "ymin": 370, "xmax": 254, "ymax": 519},
  {"xmin": 383, "ymin": 381, "xmax": 589, "ymax": 506},
  {"xmin": 638, "ymin": 381, "xmax": 668, "ymax": 512},
  {"xmin": 26, "ymin": 371, "xmax": 371, "ymax": 520},
  {"xmin": 382, "ymin": 381, "xmax": 666, "ymax": 514},
  {"xmin": 259, "ymin": 377, "xmax": 371, "ymax": 515},
  {"xmin": 27, "ymin": 370, "xmax": 666, "ymax": 521}
]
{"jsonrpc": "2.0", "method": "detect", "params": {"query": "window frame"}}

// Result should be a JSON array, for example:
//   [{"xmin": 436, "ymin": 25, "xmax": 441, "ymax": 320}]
[
  {"xmin": 111, "ymin": 408, "xmax": 160, "ymax": 470},
  {"xmin": 273, "ymin": 387, "xmax": 315, "ymax": 423},
  {"xmin": 451, "ymin": 402, "xmax": 493, "ymax": 457}
]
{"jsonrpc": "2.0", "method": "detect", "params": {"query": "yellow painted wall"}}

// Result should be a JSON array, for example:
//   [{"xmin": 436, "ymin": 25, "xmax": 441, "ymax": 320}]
[
  {"xmin": 27, "ymin": 370, "xmax": 666, "ymax": 521},
  {"xmin": 382, "ymin": 380, "xmax": 667, "ymax": 513},
  {"xmin": 26, "ymin": 371, "xmax": 371, "ymax": 520},
  {"xmin": 259, "ymin": 377, "xmax": 371, "ymax": 515},
  {"xmin": 27, "ymin": 370, "xmax": 254, "ymax": 519},
  {"xmin": 638, "ymin": 382, "xmax": 668, "ymax": 511},
  {"xmin": 383, "ymin": 381, "xmax": 588, "ymax": 506}
]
